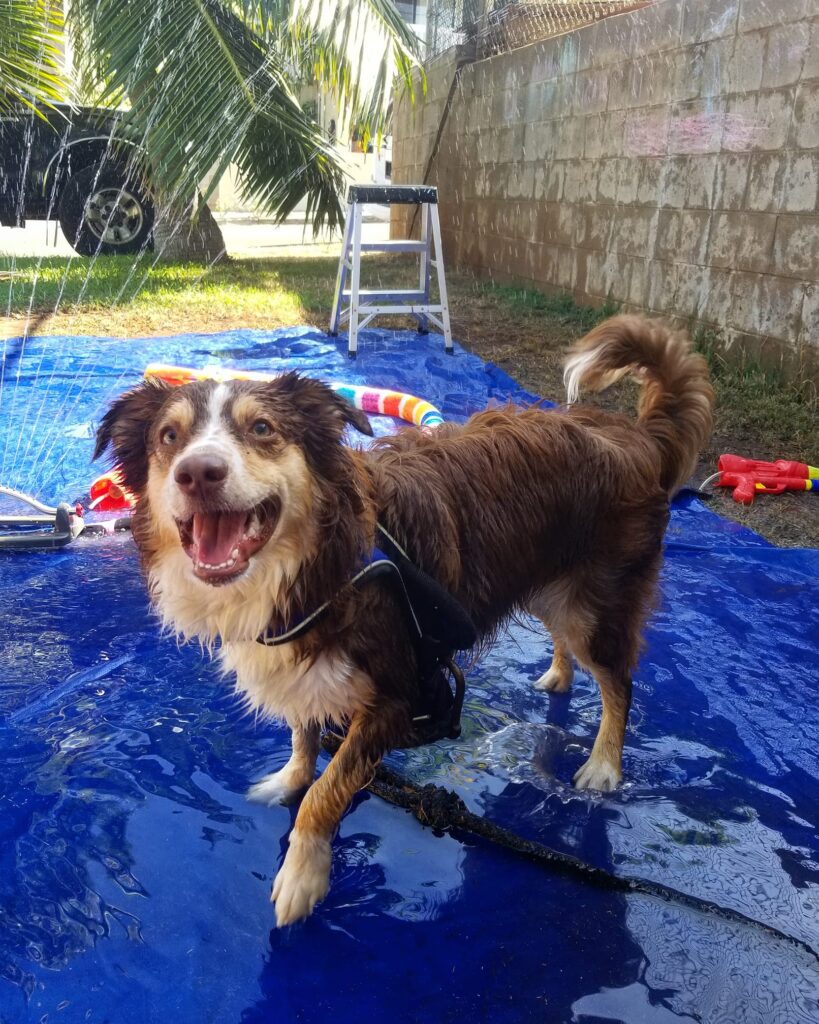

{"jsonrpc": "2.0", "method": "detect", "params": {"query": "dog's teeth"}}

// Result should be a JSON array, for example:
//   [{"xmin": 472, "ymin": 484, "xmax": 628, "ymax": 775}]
[{"xmin": 231, "ymin": 547, "xmax": 239, "ymax": 560}]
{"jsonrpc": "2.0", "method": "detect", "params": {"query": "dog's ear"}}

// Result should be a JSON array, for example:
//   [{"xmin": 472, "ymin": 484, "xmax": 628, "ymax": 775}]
[
  {"xmin": 93, "ymin": 378, "xmax": 172, "ymax": 493},
  {"xmin": 273, "ymin": 373, "xmax": 374, "ymax": 438}
]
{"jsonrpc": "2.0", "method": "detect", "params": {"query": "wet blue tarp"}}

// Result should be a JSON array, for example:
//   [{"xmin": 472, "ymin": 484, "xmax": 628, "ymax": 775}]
[{"xmin": 1, "ymin": 327, "xmax": 818, "ymax": 1024}]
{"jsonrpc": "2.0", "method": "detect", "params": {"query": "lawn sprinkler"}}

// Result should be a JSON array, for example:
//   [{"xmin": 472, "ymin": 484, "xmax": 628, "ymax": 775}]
[{"xmin": 0, "ymin": 484, "xmax": 130, "ymax": 552}]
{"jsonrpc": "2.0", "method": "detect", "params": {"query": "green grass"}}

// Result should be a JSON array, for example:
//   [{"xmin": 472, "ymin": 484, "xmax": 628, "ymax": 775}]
[
  {"xmin": 694, "ymin": 327, "xmax": 819, "ymax": 464},
  {"xmin": 483, "ymin": 284, "xmax": 620, "ymax": 331}
]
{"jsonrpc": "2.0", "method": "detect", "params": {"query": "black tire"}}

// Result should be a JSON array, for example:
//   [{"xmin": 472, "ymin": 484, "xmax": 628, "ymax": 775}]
[{"xmin": 58, "ymin": 164, "xmax": 154, "ymax": 256}]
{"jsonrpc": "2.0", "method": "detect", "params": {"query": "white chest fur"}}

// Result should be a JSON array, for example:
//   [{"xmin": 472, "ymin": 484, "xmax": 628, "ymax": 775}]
[{"xmin": 219, "ymin": 640, "xmax": 368, "ymax": 729}]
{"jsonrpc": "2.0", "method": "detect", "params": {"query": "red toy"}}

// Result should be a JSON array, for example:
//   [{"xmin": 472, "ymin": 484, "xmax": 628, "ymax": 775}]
[{"xmin": 713, "ymin": 454, "xmax": 819, "ymax": 505}]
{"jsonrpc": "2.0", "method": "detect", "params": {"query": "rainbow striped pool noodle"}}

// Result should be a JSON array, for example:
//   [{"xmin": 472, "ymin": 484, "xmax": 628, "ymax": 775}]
[
  {"xmin": 143, "ymin": 364, "xmax": 444, "ymax": 429},
  {"xmin": 331, "ymin": 384, "xmax": 443, "ymax": 429}
]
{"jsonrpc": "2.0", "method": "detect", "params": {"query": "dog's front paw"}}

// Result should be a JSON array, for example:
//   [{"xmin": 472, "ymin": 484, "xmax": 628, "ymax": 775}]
[
  {"xmin": 247, "ymin": 768, "xmax": 311, "ymax": 807},
  {"xmin": 271, "ymin": 832, "xmax": 332, "ymax": 927},
  {"xmin": 573, "ymin": 755, "xmax": 621, "ymax": 792}
]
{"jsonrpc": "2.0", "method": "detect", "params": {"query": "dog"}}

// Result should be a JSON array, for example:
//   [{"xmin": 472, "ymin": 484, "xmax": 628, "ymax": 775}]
[{"xmin": 94, "ymin": 315, "xmax": 713, "ymax": 926}]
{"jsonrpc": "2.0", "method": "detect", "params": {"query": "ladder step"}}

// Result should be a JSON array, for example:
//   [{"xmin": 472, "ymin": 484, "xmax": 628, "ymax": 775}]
[
  {"xmin": 343, "ymin": 289, "xmax": 428, "ymax": 302},
  {"xmin": 357, "ymin": 240, "xmax": 428, "ymax": 253}
]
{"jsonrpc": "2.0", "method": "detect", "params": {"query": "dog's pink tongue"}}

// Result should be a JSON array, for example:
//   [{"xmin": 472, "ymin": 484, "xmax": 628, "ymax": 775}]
[{"xmin": 192, "ymin": 511, "xmax": 246, "ymax": 565}]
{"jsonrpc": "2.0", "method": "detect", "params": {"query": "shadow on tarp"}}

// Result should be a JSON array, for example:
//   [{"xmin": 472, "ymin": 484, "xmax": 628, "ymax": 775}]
[{"xmin": 0, "ymin": 327, "xmax": 818, "ymax": 1023}]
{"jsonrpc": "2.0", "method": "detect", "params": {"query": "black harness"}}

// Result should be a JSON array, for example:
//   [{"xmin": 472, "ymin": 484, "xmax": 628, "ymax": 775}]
[{"xmin": 256, "ymin": 525, "xmax": 478, "ymax": 745}]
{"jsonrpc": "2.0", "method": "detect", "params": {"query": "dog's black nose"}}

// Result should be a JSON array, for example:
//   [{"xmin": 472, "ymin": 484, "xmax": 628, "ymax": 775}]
[{"xmin": 174, "ymin": 454, "xmax": 229, "ymax": 497}]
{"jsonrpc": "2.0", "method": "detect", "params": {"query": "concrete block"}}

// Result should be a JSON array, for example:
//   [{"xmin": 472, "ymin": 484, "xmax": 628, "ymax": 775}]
[
  {"xmin": 523, "ymin": 119, "xmax": 557, "ymax": 162},
  {"xmin": 600, "ymin": 110, "xmax": 628, "ymax": 157},
  {"xmin": 554, "ymin": 117, "xmax": 585, "ymax": 160},
  {"xmin": 574, "ymin": 68, "xmax": 610, "ymax": 115},
  {"xmin": 722, "ymin": 88, "xmax": 796, "ymax": 151},
  {"xmin": 544, "ymin": 161, "xmax": 566, "ymax": 201},
  {"xmin": 674, "ymin": 263, "xmax": 714, "ymax": 317},
  {"xmin": 583, "ymin": 113, "xmax": 607, "ymax": 159},
  {"xmin": 629, "ymin": 52, "xmax": 676, "ymax": 107},
  {"xmin": 726, "ymin": 30, "xmax": 766, "ymax": 93},
  {"xmin": 657, "ymin": 156, "xmax": 691, "ymax": 207},
  {"xmin": 647, "ymin": 260, "xmax": 680, "ymax": 310},
  {"xmin": 575, "ymin": 205, "xmax": 613, "ymax": 251},
  {"xmin": 630, "ymin": 0, "xmax": 684, "ymax": 57},
  {"xmin": 713, "ymin": 153, "xmax": 751, "ymax": 209},
  {"xmin": 577, "ymin": 13, "xmax": 633, "ymax": 71},
  {"xmin": 556, "ymin": 204, "xmax": 577, "ymax": 246},
  {"xmin": 616, "ymin": 158, "xmax": 641, "ymax": 204},
  {"xmin": 730, "ymin": 270, "xmax": 804, "ymax": 339},
  {"xmin": 606, "ymin": 61, "xmax": 633, "ymax": 110},
  {"xmin": 561, "ymin": 160, "xmax": 585, "ymax": 203},
  {"xmin": 739, "ymin": 0, "xmax": 818, "ymax": 33},
  {"xmin": 699, "ymin": 37, "xmax": 737, "ymax": 97},
  {"xmin": 597, "ymin": 158, "xmax": 621, "ymax": 202},
  {"xmin": 538, "ymin": 202, "xmax": 560, "ymax": 244},
  {"xmin": 772, "ymin": 214, "xmax": 819, "ymax": 277},
  {"xmin": 746, "ymin": 152, "xmax": 787, "ymax": 210},
  {"xmin": 625, "ymin": 107, "xmax": 671, "ymax": 156},
  {"xmin": 681, "ymin": 0, "xmax": 739, "ymax": 45},
  {"xmin": 530, "ymin": 33, "xmax": 580, "ymax": 84},
  {"xmin": 782, "ymin": 152, "xmax": 819, "ymax": 211},
  {"xmin": 628, "ymin": 256, "xmax": 652, "ymax": 306},
  {"xmin": 799, "ymin": 282, "xmax": 819, "ymax": 344},
  {"xmin": 761, "ymin": 20, "xmax": 811, "ymax": 89},
  {"xmin": 579, "ymin": 160, "xmax": 600, "ymax": 203},
  {"xmin": 709, "ymin": 211, "xmax": 777, "ymax": 272},
  {"xmin": 678, "ymin": 210, "xmax": 713, "ymax": 264},
  {"xmin": 791, "ymin": 81, "xmax": 819, "ymax": 148},
  {"xmin": 669, "ymin": 99, "xmax": 726, "ymax": 154},
  {"xmin": 684, "ymin": 154, "xmax": 719, "ymax": 208},
  {"xmin": 654, "ymin": 209, "xmax": 681, "ymax": 261},
  {"xmin": 497, "ymin": 124, "xmax": 525, "ymax": 163},
  {"xmin": 637, "ymin": 157, "xmax": 665, "ymax": 204},
  {"xmin": 802, "ymin": 18, "xmax": 819, "ymax": 81},
  {"xmin": 612, "ymin": 208, "xmax": 659, "ymax": 257}
]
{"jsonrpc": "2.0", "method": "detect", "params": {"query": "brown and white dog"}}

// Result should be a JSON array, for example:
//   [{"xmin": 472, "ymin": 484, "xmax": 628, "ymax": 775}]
[{"xmin": 94, "ymin": 315, "xmax": 713, "ymax": 926}]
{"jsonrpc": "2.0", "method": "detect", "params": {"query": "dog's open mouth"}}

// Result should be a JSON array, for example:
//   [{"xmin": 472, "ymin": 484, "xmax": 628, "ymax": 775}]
[{"xmin": 176, "ymin": 500, "xmax": 279, "ymax": 585}]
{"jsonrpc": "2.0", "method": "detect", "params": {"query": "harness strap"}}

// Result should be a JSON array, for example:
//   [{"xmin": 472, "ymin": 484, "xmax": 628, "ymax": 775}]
[{"xmin": 256, "ymin": 548, "xmax": 419, "ymax": 648}]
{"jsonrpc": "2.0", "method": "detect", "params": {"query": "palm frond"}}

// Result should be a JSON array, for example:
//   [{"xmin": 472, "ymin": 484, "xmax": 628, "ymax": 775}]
[
  {"xmin": 289, "ymin": 0, "xmax": 423, "ymax": 143},
  {"xmin": 67, "ymin": 0, "xmax": 344, "ymax": 231},
  {"xmin": 0, "ymin": 0, "xmax": 66, "ymax": 115}
]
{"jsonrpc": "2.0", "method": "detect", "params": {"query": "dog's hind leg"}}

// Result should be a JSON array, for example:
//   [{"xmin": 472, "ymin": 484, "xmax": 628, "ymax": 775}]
[
  {"xmin": 271, "ymin": 704, "xmax": 404, "ymax": 927},
  {"xmin": 534, "ymin": 631, "xmax": 574, "ymax": 693},
  {"xmin": 247, "ymin": 723, "xmax": 321, "ymax": 807}
]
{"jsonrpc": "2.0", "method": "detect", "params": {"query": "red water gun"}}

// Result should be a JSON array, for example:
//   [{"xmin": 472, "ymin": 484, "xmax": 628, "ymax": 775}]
[{"xmin": 715, "ymin": 454, "xmax": 819, "ymax": 505}]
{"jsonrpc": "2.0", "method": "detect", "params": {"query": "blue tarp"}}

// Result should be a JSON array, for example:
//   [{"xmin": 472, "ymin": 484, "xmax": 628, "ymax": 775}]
[{"xmin": 1, "ymin": 327, "xmax": 818, "ymax": 1023}]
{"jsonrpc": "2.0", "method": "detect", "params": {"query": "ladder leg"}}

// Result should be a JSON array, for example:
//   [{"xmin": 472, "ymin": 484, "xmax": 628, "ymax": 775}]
[
  {"xmin": 430, "ymin": 205, "xmax": 453, "ymax": 353},
  {"xmin": 329, "ymin": 204, "xmax": 354, "ymax": 335},
  {"xmin": 348, "ymin": 203, "xmax": 363, "ymax": 358},
  {"xmin": 416, "ymin": 203, "xmax": 431, "ymax": 335}
]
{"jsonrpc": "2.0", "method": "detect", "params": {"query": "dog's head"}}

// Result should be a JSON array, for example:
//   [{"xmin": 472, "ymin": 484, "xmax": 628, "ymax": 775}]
[{"xmin": 94, "ymin": 373, "xmax": 373, "ymax": 589}]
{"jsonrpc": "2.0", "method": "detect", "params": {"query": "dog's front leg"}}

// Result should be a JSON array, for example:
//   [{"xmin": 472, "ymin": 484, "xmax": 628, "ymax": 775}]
[
  {"xmin": 247, "ymin": 723, "xmax": 321, "ymax": 807},
  {"xmin": 271, "ymin": 708, "xmax": 391, "ymax": 927}
]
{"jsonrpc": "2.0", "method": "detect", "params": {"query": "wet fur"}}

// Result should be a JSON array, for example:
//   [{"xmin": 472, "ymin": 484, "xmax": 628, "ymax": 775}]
[{"xmin": 95, "ymin": 316, "xmax": 713, "ymax": 925}]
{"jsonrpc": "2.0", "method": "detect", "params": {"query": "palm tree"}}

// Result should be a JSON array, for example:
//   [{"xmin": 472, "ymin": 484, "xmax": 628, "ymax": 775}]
[
  {"xmin": 64, "ymin": 0, "xmax": 422, "ymax": 256},
  {"xmin": 0, "ymin": 0, "xmax": 65, "ymax": 116}
]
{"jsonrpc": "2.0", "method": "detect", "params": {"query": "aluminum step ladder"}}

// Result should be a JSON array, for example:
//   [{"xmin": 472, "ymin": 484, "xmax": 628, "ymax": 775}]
[{"xmin": 329, "ymin": 184, "xmax": 453, "ymax": 358}]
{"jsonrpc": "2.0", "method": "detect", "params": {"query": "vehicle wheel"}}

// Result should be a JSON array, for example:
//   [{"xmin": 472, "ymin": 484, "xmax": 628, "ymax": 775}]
[{"xmin": 58, "ymin": 164, "xmax": 154, "ymax": 256}]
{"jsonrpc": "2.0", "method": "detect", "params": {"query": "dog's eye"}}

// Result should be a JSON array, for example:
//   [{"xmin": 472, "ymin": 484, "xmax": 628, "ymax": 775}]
[
  {"xmin": 250, "ymin": 420, "xmax": 273, "ymax": 437},
  {"xmin": 160, "ymin": 426, "xmax": 178, "ymax": 446}
]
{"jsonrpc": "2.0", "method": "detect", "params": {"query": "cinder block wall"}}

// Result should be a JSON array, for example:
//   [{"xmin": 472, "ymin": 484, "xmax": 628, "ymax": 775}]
[{"xmin": 391, "ymin": 0, "xmax": 819, "ymax": 379}]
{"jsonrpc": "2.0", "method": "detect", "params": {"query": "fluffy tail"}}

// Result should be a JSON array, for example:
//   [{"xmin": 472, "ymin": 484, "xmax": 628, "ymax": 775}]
[{"xmin": 563, "ymin": 315, "xmax": 714, "ymax": 494}]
